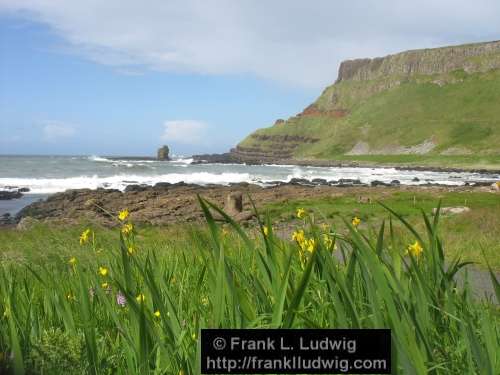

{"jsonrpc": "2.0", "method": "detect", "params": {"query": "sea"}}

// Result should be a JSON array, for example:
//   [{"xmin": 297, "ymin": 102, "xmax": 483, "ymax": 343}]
[{"xmin": 1, "ymin": 155, "xmax": 499, "ymax": 216}]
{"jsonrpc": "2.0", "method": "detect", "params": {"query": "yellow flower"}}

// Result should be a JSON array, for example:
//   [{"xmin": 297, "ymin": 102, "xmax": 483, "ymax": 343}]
[
  {"xmin": 306, "ymin": 238, "xmax": 316, "ymax": 253},
  {"xmin": 322, "ymin": 234, "xmax": 333, "ymax": 248},
  {"xmin": 201, "ymin": 296, "xmax": 209, "ymax": 306},
  {"xmin": 352, "ymin": 217, "xmax": 361, "ymax": 227},
  {"xmin": 154, "ymin": 310, "xmax": 161, "ymax": 318},
  {"xmin": 136, "ymin": 293, "xmax": 145, "ymax": 303},
  {"xmin": 127, "ymin": 246, "xmax": 135, "ymax": 255},
  {"xmin": 407, "ymin": 241, "xmax": 423, "ymax": 258},
  {"xmin": 292, "ymin": 229, "xmax": 305, "ymax": 243},
  {"xmin": 296, "ymin": 208, "xmax": 306, "ymax": 219},
  {"xmin": 98, "ymin": 266, "xmax": 108, "ymax": 277},
  {"xmin": 101, "ymin": 282, "xmax": 109, "ymax": 289},
  {"xmin": 118, "ymin": 209, "xmax": 129, "ymax": 221},
  {"xmin": 79, "ymin": 228, "xmax": 91, "ymax": 245},
  {"xmin": 263, "ymin": 226, "xmax": 269, "ymax": 236},
  {"xmin": 66, "ymin": 293, "xmax": 75, "ymax": 301},
  {"xmin": 121, "ymin": 223, "xmax": 134, "ymax": 235},
  {"xmin": 321, "ymin": 223, "xmax": 329, "ymax": 231},
  {"xmin": 68, "ymin": 257, "xmax": 77, "ymax": 265}
]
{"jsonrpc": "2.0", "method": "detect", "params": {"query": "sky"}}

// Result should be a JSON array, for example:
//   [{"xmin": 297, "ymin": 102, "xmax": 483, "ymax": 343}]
[{"xmin": 1, "ymin": 1, "xmax": 499, "ymax": 156}]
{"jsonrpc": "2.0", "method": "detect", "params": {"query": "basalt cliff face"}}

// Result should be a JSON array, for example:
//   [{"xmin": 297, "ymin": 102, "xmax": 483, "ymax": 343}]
[
  {"xmin": 336, "ymin": 41, "xmax": 500, "ymax": 83},
  {"xmin": 232, "ymin": 41, "xmax": 500, "ymax": 167}
]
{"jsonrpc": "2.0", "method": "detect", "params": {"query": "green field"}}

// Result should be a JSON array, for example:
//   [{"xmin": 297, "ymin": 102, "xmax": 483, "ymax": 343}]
[{"xmin": 0, "ymin": 196, "xmax": 499, "ymax": 374}]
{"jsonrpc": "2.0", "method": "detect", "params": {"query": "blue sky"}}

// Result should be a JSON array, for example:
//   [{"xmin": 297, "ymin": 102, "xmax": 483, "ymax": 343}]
[
  {"xmin": 1, "ymin": 1, "xmax": 499, "ymax": 156},
  {"xmin": 0, "ymin": 14, "xmax": 315, "ymax": 156}
]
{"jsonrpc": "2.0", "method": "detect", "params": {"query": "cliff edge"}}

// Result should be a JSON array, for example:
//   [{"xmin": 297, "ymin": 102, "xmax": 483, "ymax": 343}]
[{"xmin": 233, "ymin": 40, "xmax": 500, "ymax": 168}]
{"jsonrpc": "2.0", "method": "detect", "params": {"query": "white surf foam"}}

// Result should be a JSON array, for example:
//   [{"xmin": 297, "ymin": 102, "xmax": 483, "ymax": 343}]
[
  {"xmin": 1, "ymin": 164, "xmax": 497, "ymax": 195},
  {"xmin": 0, "ymin": 172, "xmax": 253, "ymax": 194},
  {"xmin": 88, "ymin": 155, "xmax": 111, "ymax": 162}
]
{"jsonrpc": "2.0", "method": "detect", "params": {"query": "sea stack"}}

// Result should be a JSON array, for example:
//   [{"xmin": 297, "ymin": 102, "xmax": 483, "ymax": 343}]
[{"xmin": 157, "ymin": 145, "xmax": 170, "ymax": 160}]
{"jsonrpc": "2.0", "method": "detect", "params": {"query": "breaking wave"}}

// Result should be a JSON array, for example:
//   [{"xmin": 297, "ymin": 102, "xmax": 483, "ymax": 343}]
[{"xmin": 0, "ymin": 172, "xmax": 253, "ymax": 194}]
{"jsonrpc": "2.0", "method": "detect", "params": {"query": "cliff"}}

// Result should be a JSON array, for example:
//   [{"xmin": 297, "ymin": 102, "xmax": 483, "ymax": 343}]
[
  {"xmin": 233, "ymin": 40, "xmax": 500, "ymax": 168},
  {"xmin": 336, "ymin": 41, "xmax": 500, "ymax": 83}
]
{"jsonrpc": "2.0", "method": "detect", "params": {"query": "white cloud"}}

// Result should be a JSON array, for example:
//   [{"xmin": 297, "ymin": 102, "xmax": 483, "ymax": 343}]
[
  {"xmin": 1, "ymin": 1, "xmax": 500, "ymax": 87},
  {"xmin": 42, "ymin": 122, "xmax": 76, "ymax": 141},
  {"xmin": 161, "ymin": 120, "xmax": 208, "ymax": 145}
]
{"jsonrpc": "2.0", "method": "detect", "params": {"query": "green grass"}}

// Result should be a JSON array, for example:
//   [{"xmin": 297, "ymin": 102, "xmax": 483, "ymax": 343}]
[
  {"xmin": 262, "ymin": 191, "xmax": 500, "ymax": 269},
  {"xmin": 237, "ymin": 69, "xmax": 500, "ymax": 169},
  {"xmin": 0, "ymin": 197, "xmax": 499, "ymax": 374}
]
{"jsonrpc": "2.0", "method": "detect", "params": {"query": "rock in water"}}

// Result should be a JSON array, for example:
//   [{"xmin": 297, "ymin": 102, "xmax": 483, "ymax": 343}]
[
  {"xmin": 0, "ymin": 190, "xmax": 23, "ymax": 200},
  {"xmin": 157, "ymin": 145, "xmax": 170, "ymax": 160}
]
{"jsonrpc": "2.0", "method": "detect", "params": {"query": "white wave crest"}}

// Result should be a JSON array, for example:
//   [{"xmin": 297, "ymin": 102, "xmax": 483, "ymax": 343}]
[
  {"xmin": 0, "ymin": 172, "xmax": 253, "ymax": 194},
  {"xmin": 88, "ymin": 155, "xmax": 111, "ymax": 162}
]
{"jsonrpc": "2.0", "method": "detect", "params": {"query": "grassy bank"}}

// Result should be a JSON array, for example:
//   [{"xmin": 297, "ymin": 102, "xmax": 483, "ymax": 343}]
[
  {"xmin": 264, "ymin": 190, "xmax": 500, "ymax": 270},
  {"xmin": 0, "ymin": 197, "xmax": 499, "ymax": 374},
  {"xmin": 237, "ymin": 69, "xmax": 500, "ymax": 170}
]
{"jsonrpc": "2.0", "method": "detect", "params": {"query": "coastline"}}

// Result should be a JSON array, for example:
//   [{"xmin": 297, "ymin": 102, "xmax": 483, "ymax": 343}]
[
  {"xmin": 191, "ymin": 153, "xmax": 500, "ymax": 174},
  {"xmin": 2, "ymin": 181, "xmax": 496, "ymax": 228}
]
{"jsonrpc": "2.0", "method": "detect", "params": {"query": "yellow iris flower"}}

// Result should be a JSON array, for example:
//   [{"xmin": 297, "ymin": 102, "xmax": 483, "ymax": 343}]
[
  {"xmin": 352, "ymin": 217, "xmax": 361, "ymax": 227},
  {"xmin": 98, "ymin": 266, "xmax": 108, "ymax": 277},
  {"xmin": 118, "ymin": 209, "xmax": 129, "ymax": 221},
  {"xmin": 407, "ymin": 241, "xmax": 423, "ymax": 258},
  {"xmin": 292, "ymin": 229, "xmax": 305, "ymax": 243},
  {"xmin": 79, "ymin": 229, "xmax": 91, "ymax": 245},
  {"xmin": 122, "ymin": 223, "xmax": 134, "ymax": 235},
  {"xmin": 296, "ymin": 208, "xmax": 306, "ymax": 219},
  {"xmin": 306, "ymin": 238, "xmax": 316, "ymax": 253}
]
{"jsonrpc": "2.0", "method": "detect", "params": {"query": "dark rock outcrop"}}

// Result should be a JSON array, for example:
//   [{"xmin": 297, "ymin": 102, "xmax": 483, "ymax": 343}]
[
  {"xmin": 0, "ymin": 190, "xmax": 23, "ymax": 200},
  {"xmin": 157, "ymin": 145, "xmax": 170, "ymax": 160},
  {"xmin": 336, "ymin": 41, "xmax": 500, "ymax": 83}
]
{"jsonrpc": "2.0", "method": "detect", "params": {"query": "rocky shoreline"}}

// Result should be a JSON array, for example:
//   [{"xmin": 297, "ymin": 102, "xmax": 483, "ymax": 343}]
[
  {"xmin": 191, "ymin": 153, "xmax": 500, "ymax": 174},
  {"xmin": 2, "ymin": 180, "xmax": 497, "ymax": 228}
]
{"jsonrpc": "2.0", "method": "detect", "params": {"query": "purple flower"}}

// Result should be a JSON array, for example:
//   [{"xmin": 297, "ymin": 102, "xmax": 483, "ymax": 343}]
[{"xmin": 116, "ymin": 291, "xmax": 127, "ymax": 307}]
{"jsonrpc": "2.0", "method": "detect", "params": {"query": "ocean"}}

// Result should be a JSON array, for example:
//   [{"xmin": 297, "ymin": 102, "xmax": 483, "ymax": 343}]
[{"xmin": 1, "ymin": 155, "xmax": 499, "ymax": 216}]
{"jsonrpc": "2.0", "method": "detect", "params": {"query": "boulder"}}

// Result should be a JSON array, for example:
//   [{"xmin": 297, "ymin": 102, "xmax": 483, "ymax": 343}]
[
  {"xmin": 371, "ymin": 180, "xmax": 390, "ymax": 187},
  {"xmin": 0, "ymin": 190, "xmax": 23, "ymax": 200},
  {"xmin": 124, "ymin": 184, "xmax": 149, "ymax": 193},
  {"xmin": 433, "ymin": 206, "xmax": 470, "ymax": 215},
  {"xmin": 17, "ymin": 216, "xmax": 40, "ymax": 231},
  {"xmin": 289, "ymin": 178, "xmax": 314, "ymax": 186},
  {"xmin": 153, "ymin": 182, "xmax": 171, "ymax": 190},
  {"xmin": 0, "ymin": 213, "xmax": 15, "ymax": 226},
  {"xmin": 311, "ymin": 178, "xmax": 328, "ymax": 185},
  {"xmin": 225, "ymin": 192, "xmax": 243, "ymax": 215}
]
